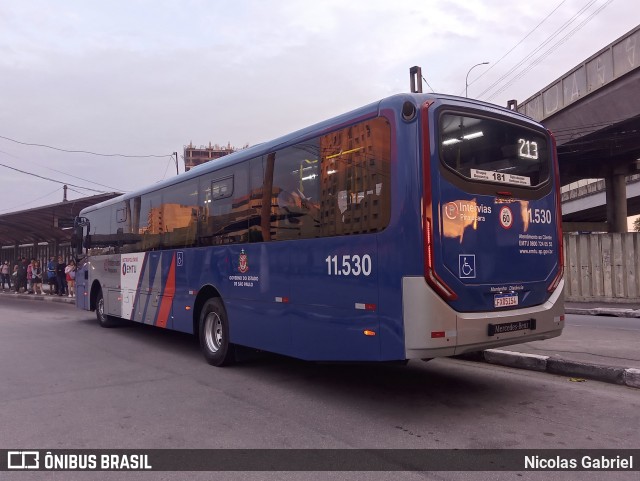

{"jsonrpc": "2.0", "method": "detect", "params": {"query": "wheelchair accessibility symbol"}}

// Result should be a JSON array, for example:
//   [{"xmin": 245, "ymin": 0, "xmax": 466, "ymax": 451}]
[{"xmin": 459, "ymin": 254, "xmax": 476, "ymax": 279}]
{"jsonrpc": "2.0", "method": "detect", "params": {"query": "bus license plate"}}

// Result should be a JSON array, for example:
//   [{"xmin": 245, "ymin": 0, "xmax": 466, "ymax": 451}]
[{"xmin": 494, "ymin": 293, "xmax": 518, "ymax": 308}]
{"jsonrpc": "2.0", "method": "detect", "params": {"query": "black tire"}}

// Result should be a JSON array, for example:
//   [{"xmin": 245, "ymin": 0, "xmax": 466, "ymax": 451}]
[
  {"xmin": 199, "ymin": 298, "xmax": 235, "ymax": 366},
  {"xmin": 95, "ymin": 289, "xmax": 118, "ymax": 328}
]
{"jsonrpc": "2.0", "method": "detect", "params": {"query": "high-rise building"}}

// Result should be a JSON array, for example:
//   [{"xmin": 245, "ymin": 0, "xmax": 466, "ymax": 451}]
[{"xmin": 183, "ymin": 142, "xmax": 235, "ymax": 171}]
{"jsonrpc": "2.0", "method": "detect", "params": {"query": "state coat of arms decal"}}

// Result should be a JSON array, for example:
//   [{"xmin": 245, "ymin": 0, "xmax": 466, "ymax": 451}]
[{"xmin": 238, "ymin": 249, "xmax": 249, "ymax": 273}]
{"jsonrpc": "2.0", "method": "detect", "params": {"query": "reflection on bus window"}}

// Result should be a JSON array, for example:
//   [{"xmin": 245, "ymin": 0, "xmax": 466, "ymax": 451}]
[
  {"xmin": 198, "ymin": 166, "xmax": 249, "ymax": 245},
  {"xmin": 319, "ymin": 117, "xmax": 391, "ymax": 236},
  {"xmin": 89, "ymin": 116, "xmax": 391, "ymax": 253},
  {"xmin": 248, "ymin": 117, "xmax": 391, "ymax": 241}
]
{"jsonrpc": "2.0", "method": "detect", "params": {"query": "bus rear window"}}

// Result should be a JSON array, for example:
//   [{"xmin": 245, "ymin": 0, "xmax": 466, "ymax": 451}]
[{"xmin": 439, "ymin": 113, "xmax": 549, "ymax": 188}]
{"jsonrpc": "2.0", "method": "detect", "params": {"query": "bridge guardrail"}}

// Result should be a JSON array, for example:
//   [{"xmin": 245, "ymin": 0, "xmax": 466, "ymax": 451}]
[{"xmin": 561, "ymin": 174, "xmax": 640, "ymax": 203}]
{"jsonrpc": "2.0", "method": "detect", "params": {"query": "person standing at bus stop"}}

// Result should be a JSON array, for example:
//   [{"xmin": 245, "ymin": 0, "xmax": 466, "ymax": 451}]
[
  {"xmin": 56, "ymin": 256, "xmax": 67, "ymax": 296},
  {"xmin": 31, "ymin": 260, "xmax": 43, "ymax": 295},
  {"xmin": 65, "ymin": 259, "xmax": 76, "ymax": 298},
  {"xmin": 46, "ymin": 256, "xmax": 57, "ymax": 294},
  {"xmin": 1, "ymin": 261, "xmax": 10, "ymax": 291},
  {"xmin": 12, "ymin": 264, "xmax": 19, "ymax": 292},
  {"xmin": 16, "ymin": 257, "xmax": 27, "ymax": 293},
  {"xmin": 26, "ymin": 259, "xmax": 33, "ymax": 294}
]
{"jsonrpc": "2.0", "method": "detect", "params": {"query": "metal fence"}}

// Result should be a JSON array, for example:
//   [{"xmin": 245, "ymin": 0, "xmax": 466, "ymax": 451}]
[
  {"xmin": 564, "ymin": 233, "xmax": 640, "ymax": 303},
  {"xmin": 0, "ymin": 243, "xmax": 74, "ymax": 271}
]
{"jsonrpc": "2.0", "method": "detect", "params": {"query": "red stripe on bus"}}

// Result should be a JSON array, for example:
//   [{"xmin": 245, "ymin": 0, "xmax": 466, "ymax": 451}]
[{"xmin": 156, "ymin": 254, "xmax": 176, "ymax": 328}]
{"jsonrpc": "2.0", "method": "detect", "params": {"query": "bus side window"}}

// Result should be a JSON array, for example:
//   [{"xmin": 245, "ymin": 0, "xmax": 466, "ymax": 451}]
[
  {"xmin": 270, "ymin": 144, "xmax": 321, "ymax": 241},
  {"xmin": 318, "ymin": 117, "xmax": 391, "ymax": 236},
  {"xmin": 158, "ymin": 180, "xmax": 199, "ymax": 249},
  {"xmin": 139, "ymin": 191, "xmax": 163, "ymax": 251},
  {"xmin": 198, "ymin": 165, "xmax": 249, "ymax": 246},
  {"xmin": 248, "ymin": 156, "xmax": 269, "ymax": 242}
]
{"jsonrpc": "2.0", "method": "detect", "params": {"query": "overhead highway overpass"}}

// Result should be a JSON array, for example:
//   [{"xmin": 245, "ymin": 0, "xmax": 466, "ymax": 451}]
[{"xmin": 516, "ymin": 24, "xmax": 640, "ymax": 232}]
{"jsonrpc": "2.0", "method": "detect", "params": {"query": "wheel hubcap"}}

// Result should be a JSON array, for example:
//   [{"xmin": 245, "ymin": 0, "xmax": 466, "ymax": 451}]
[
  {"xmin": 98, "ymin": 298, "xmax": 104, "ymax": 320},
  {"xmin": 204, "ymin": 312, "xmax": 223, "ymax": 353}
]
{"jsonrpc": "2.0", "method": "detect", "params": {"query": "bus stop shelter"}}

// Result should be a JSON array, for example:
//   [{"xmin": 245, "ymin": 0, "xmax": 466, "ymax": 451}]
[{"xmin": 0, "ymin": 193, "xmax": 120, "ymax": 264}]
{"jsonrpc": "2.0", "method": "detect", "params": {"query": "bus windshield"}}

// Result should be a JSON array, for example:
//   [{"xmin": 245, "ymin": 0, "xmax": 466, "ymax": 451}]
[{"xmin": 439, "ymin": 113, "xmax": 550, "ymax": 188}]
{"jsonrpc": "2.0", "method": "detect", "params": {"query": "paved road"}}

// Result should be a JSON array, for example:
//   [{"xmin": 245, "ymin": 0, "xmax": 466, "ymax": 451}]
[{"xmin": 1, "ymin": 297, "xmax": 639, "ymax": 480}]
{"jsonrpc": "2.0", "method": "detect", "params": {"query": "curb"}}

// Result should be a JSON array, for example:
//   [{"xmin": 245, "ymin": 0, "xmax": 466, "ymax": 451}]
[
  {"xmin": 468, "ymin": 349, "xmax": 640, "ymax": 389},
  {"xmin": 1, "ymin": 292, "xmax": 75, "ymax": 304},
  {"xmin": 565, "ymin": 307, "xmax": 640, "ymax": 318}
]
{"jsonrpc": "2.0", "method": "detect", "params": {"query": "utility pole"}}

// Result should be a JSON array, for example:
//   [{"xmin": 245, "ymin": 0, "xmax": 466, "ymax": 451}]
[
  {"xmin": 465, "ymin": 62, "xmax": 489, "ymax": 98},
  {"xmin": 174, "ymin": 152, "xmax": 179, "ymax": 175},
  {"xmin": 63, "ymin": 184, "xmax": 68, "ymax": 202}
]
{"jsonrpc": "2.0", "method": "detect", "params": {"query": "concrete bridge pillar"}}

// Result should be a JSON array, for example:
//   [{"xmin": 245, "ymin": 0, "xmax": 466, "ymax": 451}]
[{"xmin": 605, "ymin": 172, "xmax": 628, "ymax": 233}]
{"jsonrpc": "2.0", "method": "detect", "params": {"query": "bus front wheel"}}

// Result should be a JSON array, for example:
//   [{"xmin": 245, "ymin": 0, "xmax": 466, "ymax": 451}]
[
  {"xmin": 95, "ymin": 289, "xmax": 118, "ymax": 328},
  {"xmin": 199, "ymin": 298, "xmax": 235, "ymax": 366}
]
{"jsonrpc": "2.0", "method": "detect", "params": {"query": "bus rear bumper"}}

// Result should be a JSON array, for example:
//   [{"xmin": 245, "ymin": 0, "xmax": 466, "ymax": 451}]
[{"xmin": 402, "ymin": 277, "xmax": 564, "ymax": 360}]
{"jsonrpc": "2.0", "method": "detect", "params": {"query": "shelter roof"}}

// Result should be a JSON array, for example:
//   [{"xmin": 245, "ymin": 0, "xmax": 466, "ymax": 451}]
[{"xmin": 0, "ymin": 193, "xmax": 121, "ymax": 246}]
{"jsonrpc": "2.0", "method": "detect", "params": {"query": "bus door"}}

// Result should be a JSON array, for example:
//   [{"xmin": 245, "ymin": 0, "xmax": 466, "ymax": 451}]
[
  {"xmin": 128, "ymin": 251, "xmax": 166, "ymax": 326},
  {"xmin": 73, "ymin": 217, "xmax": 90, "ymax": 310},
  {"xmin": 75, "ymin": 256, "xmax": 89, "ymax": 311}
]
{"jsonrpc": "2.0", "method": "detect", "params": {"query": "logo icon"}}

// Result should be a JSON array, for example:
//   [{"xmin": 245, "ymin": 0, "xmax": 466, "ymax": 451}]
[
  {"xmin": 7, "ymin": 451, "xmax": 39, "ymax": 470},
  {"xmin": 238, "ymin": 249, "xmax": 249, "ymax": 274},
  {"xmin": 459, "ymin": 254, "xmax": 476, "ymax": 279},
  {"xmin": 444, "ymin": 202, "xmax": 459, "ymax": 220},
  {"xmin": 177, "ymin": 251, "xmax": 184, "ymax": 267}
]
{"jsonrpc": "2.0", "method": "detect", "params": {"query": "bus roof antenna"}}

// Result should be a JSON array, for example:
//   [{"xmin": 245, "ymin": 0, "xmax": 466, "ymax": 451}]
[{"xmin": 410, "ymin": 66, "xmax": 423, "ymax": 93}]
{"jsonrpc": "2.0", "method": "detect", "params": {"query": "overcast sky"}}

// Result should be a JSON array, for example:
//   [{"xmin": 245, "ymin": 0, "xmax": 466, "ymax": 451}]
[{"xmin": 0, "ymin": 0, "xmax": 637, "ymax": 214}]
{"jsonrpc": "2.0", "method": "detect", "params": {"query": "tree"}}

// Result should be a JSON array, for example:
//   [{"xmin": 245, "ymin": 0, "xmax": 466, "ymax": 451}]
[{"xmin": 633, "ymin": 217, "xmax": 640, "ymax": 232}]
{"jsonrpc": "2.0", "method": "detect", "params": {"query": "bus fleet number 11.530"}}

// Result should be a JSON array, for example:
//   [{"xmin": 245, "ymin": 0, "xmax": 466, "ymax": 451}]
[{"xmin": 325, "ymin": 254, "xmax": 372, "ymax": 276}]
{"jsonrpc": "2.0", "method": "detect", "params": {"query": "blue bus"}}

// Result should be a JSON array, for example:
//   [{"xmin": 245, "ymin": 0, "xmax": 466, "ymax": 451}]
[{"xmin": 73, "ymin": 93, "xmax": 564, "ymax": 366}]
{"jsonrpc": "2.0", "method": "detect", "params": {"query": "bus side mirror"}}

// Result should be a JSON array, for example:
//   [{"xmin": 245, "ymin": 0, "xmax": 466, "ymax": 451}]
[
  {"xmin": 73, "ymin": 225, "xmax": 84, "ymax": 255},
  {"xmin": 74, "ymin": 216, "xmax": 91, "ymax": 251}
]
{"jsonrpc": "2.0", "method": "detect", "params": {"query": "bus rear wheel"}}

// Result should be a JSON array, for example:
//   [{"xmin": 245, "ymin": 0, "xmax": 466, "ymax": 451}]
[
  {"xmin": 95, "ymin": 289, "xmax": 118, "ymax": 328},
  {"xmin": 199, "ymin": 298, "xmax": 235, "ymax": 366}
]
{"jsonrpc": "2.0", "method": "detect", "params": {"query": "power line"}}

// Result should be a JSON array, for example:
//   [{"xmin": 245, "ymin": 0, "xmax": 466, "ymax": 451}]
[
  {"xmin": 422, "ymin": 75, "xmax": 436, "ymax": 93},
  {"xmin": 34, "ymin": 165, "xmax": 125, "ymax": 192},
  {"xmin": 66, "ymin": 186, "xmax": 96, "ymax": 195},
  {"xmin": 161, "ymin": 156, "xmax": 173, "ymax": 180},
  {"xmin": 0, "ymin": 150, "xmax": 125, "ymax": 191},
  {"xmin": 461, "ymin": 0, "xmax": 567, "ymax": 96},
  {"xmin": 477, "ymin": 0, "xmax": 597, "ymax": 100},
  {"xmin": 0, "ymin": 162, "xmax": 111, "ymax": 193},
  {"xmin": 0, "ymin": 186, "xmax": 63, "ymax": 213},
  {"xmin": 0, "ymin": 134, "xmax": 170, "ymax": 158},
  {"xmin": 486, "ymin": 0, "xmax": 614, "ymax": 101}
]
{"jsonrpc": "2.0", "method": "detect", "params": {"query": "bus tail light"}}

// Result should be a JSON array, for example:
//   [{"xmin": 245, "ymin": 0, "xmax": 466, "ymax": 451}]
[
  {"xmin": 547, "ymin": 131, "xmax": 564, "ymax": 293},
  {"xmin": 425, "ymin": 218, "xmax": 458, "ymax": 301},
  {"xmin": 421, "ymin": 100, "xmax": 457, "ymax": 302}
]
